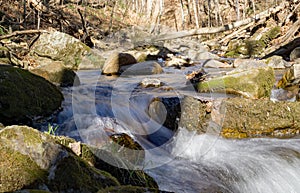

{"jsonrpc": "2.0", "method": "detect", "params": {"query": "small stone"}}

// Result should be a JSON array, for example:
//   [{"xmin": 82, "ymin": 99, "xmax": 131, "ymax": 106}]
[{"xmin": 141, "ymin": 78, "xmax": 162, "ymax": 87}]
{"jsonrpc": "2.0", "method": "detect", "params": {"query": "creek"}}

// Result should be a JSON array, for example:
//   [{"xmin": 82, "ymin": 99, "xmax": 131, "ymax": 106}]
[{"xmin": 44, "ymin": 64, "xmax": 300, "ymax": 193}]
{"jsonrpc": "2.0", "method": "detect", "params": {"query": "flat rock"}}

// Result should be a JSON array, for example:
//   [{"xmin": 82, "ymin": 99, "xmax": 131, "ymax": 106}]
[{"xmin": 120, "ymin": 61, "xmax": 163, "ymax": 75}]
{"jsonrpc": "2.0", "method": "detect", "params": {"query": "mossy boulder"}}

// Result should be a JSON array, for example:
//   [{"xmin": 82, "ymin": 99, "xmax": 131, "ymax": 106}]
[
  {"xmin": 53, "ymin": 135, "xmax": 159, "ymax": 189},
  {"xmin": 226, "ymin": 26, "xmax": 281, "ymax": 58},
  {"xmin": 30, "ymin": 60, "xmax": 79, "ymax": 87},
  {"xmin": 179, "ymin": 96, "xmax": 300, "ymax": 138},
  {"xmin": 0, "ymin": 65, "xmax": 63, "ymax": 125},
  {"xmin": 0, "ymin": 126, "xmax": 119, "ymax": 192},
  {"xmin": 30, "ymin": 30, "xmax": 104, "ymax": 70},
  {"xmin": 197, "ymin": 66, "xmax": 275, "ymax": 99}
]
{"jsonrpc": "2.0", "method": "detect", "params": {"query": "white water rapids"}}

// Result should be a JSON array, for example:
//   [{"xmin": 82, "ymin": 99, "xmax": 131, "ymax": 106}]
[{"xmin": 47, "ymin": 69, "xmax": 300, "ymax": 193}]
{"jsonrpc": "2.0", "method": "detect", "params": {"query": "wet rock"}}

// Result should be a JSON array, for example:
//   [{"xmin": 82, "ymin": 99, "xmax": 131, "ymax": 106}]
[
  {"xmin": 141, "ymin": 78, "xmax": 162, "ymax": 87},
  {"xmin": 290, "ymin": 47, "xmax": 300, "ymax": 62},
  {"xmin": 276, "ymin": 64, "xmax": 300, "ymax": 100},
  {"xmin": 102, "ymin": 52, "xmax": 137, "ymax": 75},
  {"xmin": 179, "ymin": 96, "xmax": 300, "ymax": 138},
  {"xmin": 0, "ymin": 126, "xmax": 119, "ymax": 192},
  {"xmin": 263, "ymin": 55, "xmax": 292, "ymax": 69},
  {"xmin": 0, "ymin": 65, "xmax": 63, "ymax": 125},
  {"xmin": 54, "ymin": 135, "xmax": 158, "ymax": 189},
  {"xmin": 30, "ymin": 60, "xmax": 79, "ymax": 87},
  {"xmin": 29, "ymin": 30, "xmax": 104, "ymax": 70},
  {"xmin": 120, "ymin": 61, "xmax": 163, "ymax": 75},
  {"xmin": 179, "ymin": 96, "xmax": 211, "ymax": 134},
  {"xmin": 277, "ymin": 64, "xmax": 300, "ymax": 90},
  {"xmin": 148, "ymin": 97, "xmax": 181, "ymax": 131},
  {"xmin": 197, "ymin": 66, "xmax": 275, "ymax": 99}
]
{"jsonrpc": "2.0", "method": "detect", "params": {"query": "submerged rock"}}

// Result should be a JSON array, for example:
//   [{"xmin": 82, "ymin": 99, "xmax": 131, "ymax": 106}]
[
  {"xmin": 179, "ymin": 96, "xmax": 300, "ymax": 138},
  {"xmin": 141, "ymin": 78, "xmax": 162, "ymax": 87},
  {"xmin": 0, "ymin": 126, "xmax": 119, "ymax": 192},
  {"xmin": 0, "ymin": 65, "xmax": 63, "ymax": 125},
  {"xmin": 197, "ymin": 66, "xmax": 275, "ymax": 99}
]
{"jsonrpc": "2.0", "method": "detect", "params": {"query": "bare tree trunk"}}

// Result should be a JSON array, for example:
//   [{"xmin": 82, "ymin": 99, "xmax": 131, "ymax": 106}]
[
  {"xmin": 109, "ymin": 0, "xmax": 117, "ymax": 32},
  {"xmin": 193, "ymin": 0, "xmax": 199, "ymax": 28},
  {"xmin": 179, "ymin": 0, "xmax": 185, "ymax": 30},
  {"xmin": 235, "ymin": 0, "xmax": 240, "ymax": 20}
]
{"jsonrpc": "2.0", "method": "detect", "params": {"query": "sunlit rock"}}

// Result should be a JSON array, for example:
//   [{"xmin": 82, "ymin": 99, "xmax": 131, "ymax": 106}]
[
  {"xmin": 197, "ymin": 66, "xmax": 275, "ymax": 99},
  {"xmin": 0, "ymin": 126, "xmax": 119, "ymax": 192},
  {"xmin": 263, "ymin": 55, "xmax": 291, "ymax": 69},
  {"xmin": 179, "ymin": 96, "xmax": 300, "ymax": 138},
  {"xmin": 29, "ymin": 30, "xmax": 104, "ymax": 70},
  {"xmin": 102, "ymin": 52, "xmax": 137, "ymax": 75}
]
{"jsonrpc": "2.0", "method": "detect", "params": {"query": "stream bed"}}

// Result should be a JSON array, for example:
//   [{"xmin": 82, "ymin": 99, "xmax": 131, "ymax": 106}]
[{"xmin": 42, "ymin": 65, "xmax": 300, "ymax": 193}]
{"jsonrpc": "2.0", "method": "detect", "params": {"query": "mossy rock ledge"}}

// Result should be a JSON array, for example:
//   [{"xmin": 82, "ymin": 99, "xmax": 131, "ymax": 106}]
[
  {"xmin": 0, "ymin": 126, "xmax": 119, "ymax": 192},
  {"xmin": 197, "ymin": 66, "xmax": 275, "ymax": 99},
  {"xmin": 0, "ymin": 65, "xmax": 63, "ymax": 125},
  {"xmin": 179, "ymin": 96, "xmax": 300, "ymax": 139}
]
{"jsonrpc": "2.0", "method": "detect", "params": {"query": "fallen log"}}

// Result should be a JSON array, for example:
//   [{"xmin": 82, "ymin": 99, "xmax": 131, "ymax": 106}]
[{"xmin": 152, "ymin": 1, "xmax": 288, "ymax": 42}]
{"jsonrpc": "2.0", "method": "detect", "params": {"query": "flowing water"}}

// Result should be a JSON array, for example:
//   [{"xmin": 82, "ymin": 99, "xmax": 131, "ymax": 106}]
[{"xmin": 46, "ymin": 64, "xmax": 300, "ymax": 193}]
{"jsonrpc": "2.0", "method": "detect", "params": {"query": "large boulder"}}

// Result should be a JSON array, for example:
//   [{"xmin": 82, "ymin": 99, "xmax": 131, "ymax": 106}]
[
  {"xmin": 197, "ymin": 66, "xmax": 275, "ymax": 99},
  {"xmin": 0, "ymin": 65, "xmax": 63, "ymax": 125},
  {"xmin": 179, "ymin": 96, "xmax": 300, "ymax": 138},
  {"xmin": 29, "ymin": 30, "xmax": 104, "ymax": 70},
  {"xmin": 0, "ymin": 126, "xmax": 119, "ymax": 192}
]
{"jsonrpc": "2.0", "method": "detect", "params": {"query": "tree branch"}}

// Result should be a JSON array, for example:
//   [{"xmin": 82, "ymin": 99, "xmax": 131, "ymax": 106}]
[{"xmin": 0, "ymin": 29, "xmax": 48, "ymax": 40}]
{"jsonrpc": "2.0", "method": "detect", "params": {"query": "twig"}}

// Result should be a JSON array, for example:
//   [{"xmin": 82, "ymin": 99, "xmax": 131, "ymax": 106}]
[{"xmin": 0, "ymin": 29, "xmax": 48, "ymax": 40}]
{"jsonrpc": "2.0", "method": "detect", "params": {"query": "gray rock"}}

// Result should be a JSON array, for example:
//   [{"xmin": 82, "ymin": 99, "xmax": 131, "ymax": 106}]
[
  {"xmin": 120, "ymin": 61, "xmax": 163, "ymax": 75},
  {"xmin": 264, "ymin": 55, "xmax": 292, "ymax": 69},
  {"xmin": 203, "ymin": 59, "xmax": 231, "ymax": 68},
  {"xmin": 30, "ymin": 30, "xmax": 104, "ymax": 70},
  {"xmin": 233, "ymin": 58, "xmax": 266, "ymax": 69},
  {"xmin": 290, "ymin": 47, "xmax": 300, "ymax": 62}
]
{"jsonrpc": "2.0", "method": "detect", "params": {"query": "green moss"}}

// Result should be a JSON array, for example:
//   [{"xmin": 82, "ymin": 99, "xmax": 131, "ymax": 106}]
[
  {"xmin": 0, "ymin": 66, "xmax": 63, "ymax": 125},
  {"xmin": 198, "ymin": 67, "xmax": 275, "ymax": 98},
  {"xmin": 0, "ymin": 146, "xmax": 47, "ymax": 192},
  {"xmin": 97, "ymin": 185, "xmax": 159, "ymax": 193},
  {"xmin": 48, "ymin": 153, "xmax": 119, "ymax": 192}
]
